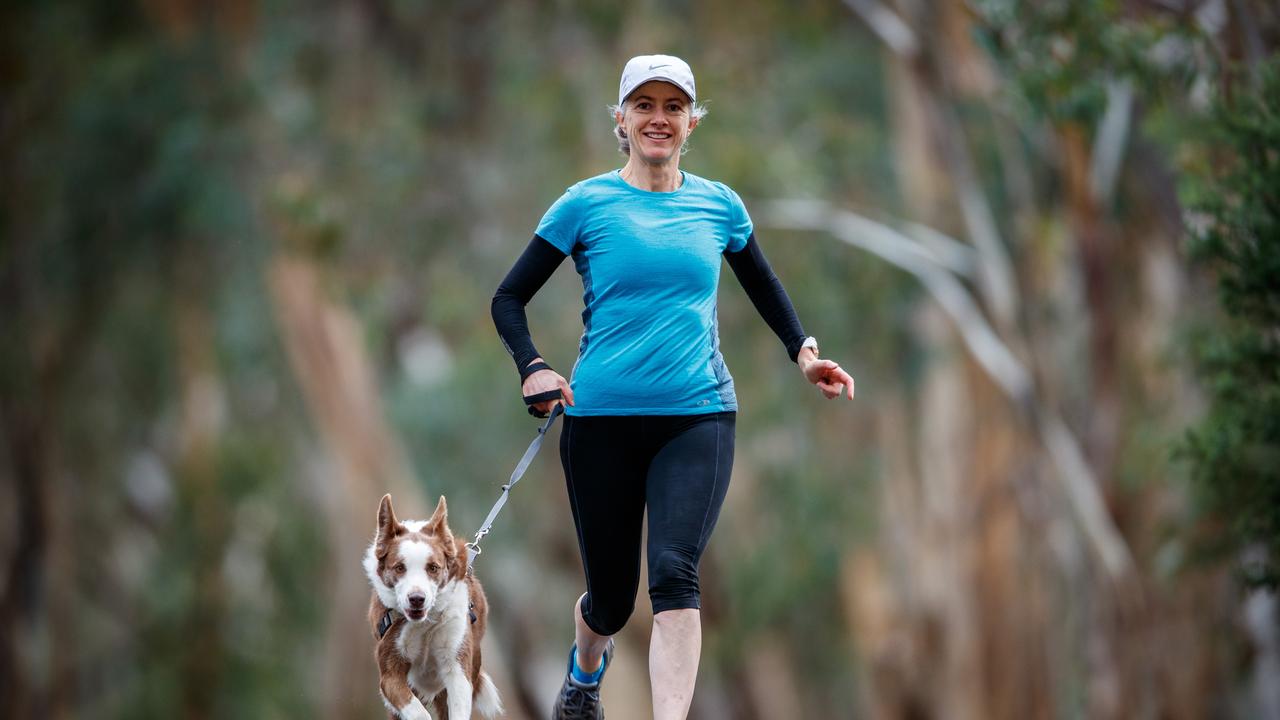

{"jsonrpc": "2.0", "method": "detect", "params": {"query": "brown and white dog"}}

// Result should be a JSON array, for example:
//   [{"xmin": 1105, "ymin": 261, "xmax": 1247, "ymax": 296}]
[{"xmin": 364, "ymin": 494, "xmax": 502, "ymax": 719}]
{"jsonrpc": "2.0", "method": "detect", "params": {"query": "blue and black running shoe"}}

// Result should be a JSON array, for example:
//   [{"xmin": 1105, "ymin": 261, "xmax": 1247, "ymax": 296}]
[{"xmin": 551, "ymin": 638, "xmax": 615, "ymax": 720}]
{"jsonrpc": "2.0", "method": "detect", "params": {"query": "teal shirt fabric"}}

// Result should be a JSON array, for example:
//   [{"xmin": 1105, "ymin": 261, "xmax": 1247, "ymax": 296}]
[{"xmin": 535, "ymin": 170, "xmax": 753, "ymax": 416}]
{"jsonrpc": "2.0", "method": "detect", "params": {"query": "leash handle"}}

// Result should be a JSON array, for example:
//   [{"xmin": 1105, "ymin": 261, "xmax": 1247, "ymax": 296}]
[
  {"xmin": 520, "ymin": 360, "xmax": 555, "ymax": 383},
  {"xmin": 466, "ymin": 404, "xmax": 563, "ymax": 568},
  {"xmin": 523, "ymin": 388, "xmax": 564, "ymax": 418}
]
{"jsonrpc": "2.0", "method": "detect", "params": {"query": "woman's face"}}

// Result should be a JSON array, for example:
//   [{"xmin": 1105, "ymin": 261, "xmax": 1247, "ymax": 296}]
[{"xmin": 616, "ymin": 80, "xmax": 698, "ymax": 166}]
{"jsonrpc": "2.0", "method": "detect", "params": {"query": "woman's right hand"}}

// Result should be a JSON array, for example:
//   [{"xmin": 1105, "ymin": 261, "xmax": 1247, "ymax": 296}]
[{"xmin": 522, "ymin": 357, "xmax": 575, "ymax": 416}]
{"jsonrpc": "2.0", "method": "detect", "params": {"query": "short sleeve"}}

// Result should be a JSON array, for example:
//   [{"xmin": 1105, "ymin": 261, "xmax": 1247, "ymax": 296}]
[
  {"xmin": 534, "ymin": 185, "xmax": 585, "ymax": 254},
  {"xmin": 723, "ymin": 185, "xmax": 753, "ymax": 253}
]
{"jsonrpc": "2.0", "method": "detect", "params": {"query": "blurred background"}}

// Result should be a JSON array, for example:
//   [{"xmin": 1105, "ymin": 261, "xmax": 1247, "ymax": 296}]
[{"xmin": 2, "ymin": 0, "xmax": 1278, "ymax": 718}]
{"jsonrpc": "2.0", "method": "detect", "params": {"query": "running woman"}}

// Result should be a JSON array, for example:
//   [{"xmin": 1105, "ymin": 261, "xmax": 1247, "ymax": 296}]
[{"xmin": 491, "ymin": 54, "xmax": 855, "ymax": 720}]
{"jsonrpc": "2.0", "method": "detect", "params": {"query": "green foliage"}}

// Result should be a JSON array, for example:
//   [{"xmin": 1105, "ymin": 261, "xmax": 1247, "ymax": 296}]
[
  {"xmin": 1181, "ymin": 60, "xmax": 1280, "ymax": 588},
  {"xmin": 973, "ymin": 0, "xmax": 1194, "ymax": 127}
]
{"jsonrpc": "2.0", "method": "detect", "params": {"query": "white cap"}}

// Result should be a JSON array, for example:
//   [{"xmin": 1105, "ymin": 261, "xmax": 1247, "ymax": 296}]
[{"xmin": 618, "ymin": 54, "xmax": 696, "ymax": 106}]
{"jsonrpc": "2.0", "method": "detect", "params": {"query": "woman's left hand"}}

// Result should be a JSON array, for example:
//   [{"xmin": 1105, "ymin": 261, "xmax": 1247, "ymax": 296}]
[{"xmin": 799, "ymin": 352, "xmax": 855, "ymax": 400}]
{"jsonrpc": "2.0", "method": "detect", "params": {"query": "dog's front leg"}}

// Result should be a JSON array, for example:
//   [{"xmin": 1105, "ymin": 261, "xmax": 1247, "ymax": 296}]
[
  {"xmin": 442, "ymin": 668, "xmax": 473, "ymax": 719},
  {"xmin": 381, "ymin": 682, "xmax": 431, "ymax": 720},
  {"xmin": 381, "ymin": 679, "xmax": 431, "ymax": 720},
  {"xmin": 378, "ymin": 655, "xmax": 432, "ymax": 720}
]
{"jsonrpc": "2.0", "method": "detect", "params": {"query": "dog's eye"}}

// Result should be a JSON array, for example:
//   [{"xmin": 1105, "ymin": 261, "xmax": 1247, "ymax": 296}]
[
  {"xmin": 427, "ymin": 563, "xmax": 440, "ymax": 575},
  {"xmin": 394, "ymin": 563, "xmax": 406, "ymax": 574}
]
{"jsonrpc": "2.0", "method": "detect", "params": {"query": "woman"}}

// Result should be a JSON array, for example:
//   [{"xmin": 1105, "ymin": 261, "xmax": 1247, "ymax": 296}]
[{"xmin": 491, "ymin": 54, "xmax": 854, "ymax": 720}]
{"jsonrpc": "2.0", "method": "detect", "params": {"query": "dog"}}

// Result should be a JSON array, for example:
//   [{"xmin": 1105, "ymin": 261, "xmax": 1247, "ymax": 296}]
[{"xmin": 364, "ymin": 493, "xmax": 502, "ymax": 719}]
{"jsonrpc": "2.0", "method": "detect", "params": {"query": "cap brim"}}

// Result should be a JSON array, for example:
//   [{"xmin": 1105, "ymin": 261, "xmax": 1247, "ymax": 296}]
[{"xmin": 622, "ymin": 76, "xmax": 694, "ymax": 104}]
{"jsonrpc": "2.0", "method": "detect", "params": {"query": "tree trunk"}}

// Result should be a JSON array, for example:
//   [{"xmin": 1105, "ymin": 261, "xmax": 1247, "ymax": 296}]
[{"xmin": 267, "ymin": 247, "xmax": 424, "ymax": 719}]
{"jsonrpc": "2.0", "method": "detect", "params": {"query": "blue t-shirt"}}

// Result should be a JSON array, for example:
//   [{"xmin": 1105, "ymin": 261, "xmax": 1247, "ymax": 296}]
[{"xmin": 535, "ymin": 170, "xmax": 753, "ymax": 416}]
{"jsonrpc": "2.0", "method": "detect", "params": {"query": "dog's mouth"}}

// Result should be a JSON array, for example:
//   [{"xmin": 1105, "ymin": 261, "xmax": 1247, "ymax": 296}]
[{"xmin": 405, "ymin": 608, "xmax": 426, "ymax": 621}]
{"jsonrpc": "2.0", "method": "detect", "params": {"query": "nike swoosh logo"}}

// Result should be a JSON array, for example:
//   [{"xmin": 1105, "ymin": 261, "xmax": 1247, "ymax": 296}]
[{"xmin": 648, "ymin": 63, "xmax": 671, "ymax": 71}]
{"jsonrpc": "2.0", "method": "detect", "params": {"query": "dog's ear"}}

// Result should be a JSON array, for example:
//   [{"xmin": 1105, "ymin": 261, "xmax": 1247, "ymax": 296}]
[
  {"xmin": 375, "ymin": 494, "xmax": 403, "ymax": 557},
  {"xmin": 425, "ymin": 495, "xmax": 452, "ymax": 542},
  {"xmin": 452, "ymin": 536, "xmax": 470, "ymax": 578}
]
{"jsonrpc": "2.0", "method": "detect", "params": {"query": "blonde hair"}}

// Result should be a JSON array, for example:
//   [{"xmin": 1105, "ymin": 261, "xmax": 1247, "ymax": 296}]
[{"xmin": 607, "ymin": 100, "xmax": 709, "ymax": 156}]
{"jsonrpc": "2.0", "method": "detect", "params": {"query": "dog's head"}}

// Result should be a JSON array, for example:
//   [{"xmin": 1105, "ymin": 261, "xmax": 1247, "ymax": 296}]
[{"xmin": 364, "ymin": 493, "xmax": 468, "ymax": 622}]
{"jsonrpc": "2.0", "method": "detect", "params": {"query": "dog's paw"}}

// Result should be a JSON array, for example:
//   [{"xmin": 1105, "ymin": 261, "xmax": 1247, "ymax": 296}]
[{"xmin": 396, "ymin": 699, "xmax": 433, "ymax": 720}]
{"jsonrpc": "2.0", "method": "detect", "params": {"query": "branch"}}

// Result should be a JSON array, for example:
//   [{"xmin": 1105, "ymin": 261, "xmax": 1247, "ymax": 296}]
[
  {"xmin": 841, "ymin": 0, "xmax": 919, "ymax": 59},
  {"xmin": 767, "ymin": 200, "xmax": 1030, "ymax": 399},
  {"xmin": 902, "ymin": 220, "xmax": 979, "ymax": 278},
  {"xmin": 843, "ymin": 0, "xmax": 1022, "ymax": 333},
  {"xmin": 1089, "ymin": 79, "xmax": 1133, "ymax": 205},
  {"xmin": 932, "ymin": 100, "xmax": 1023, "ymax": 333},
  {"xmin": 760, "ymin": 199, "xmax": 1135, "ymax": 583}
]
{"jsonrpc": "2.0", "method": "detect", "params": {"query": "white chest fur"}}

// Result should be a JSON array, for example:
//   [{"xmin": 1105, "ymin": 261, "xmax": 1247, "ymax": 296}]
[{"xmin": 396, "ymin": 579, "xmax": 472, "ymax": 697}]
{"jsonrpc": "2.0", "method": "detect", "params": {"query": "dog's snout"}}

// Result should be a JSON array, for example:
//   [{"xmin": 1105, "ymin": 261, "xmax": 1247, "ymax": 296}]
[{"xmin": 408, "ymin": 592, "xmax": 426, "ymax": 609}]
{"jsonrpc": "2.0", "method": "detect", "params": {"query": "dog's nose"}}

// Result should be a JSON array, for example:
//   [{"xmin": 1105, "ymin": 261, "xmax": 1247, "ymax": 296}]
[{"xmin": 408, "ymin": 593, "xmax": 425, "ymax": 609}]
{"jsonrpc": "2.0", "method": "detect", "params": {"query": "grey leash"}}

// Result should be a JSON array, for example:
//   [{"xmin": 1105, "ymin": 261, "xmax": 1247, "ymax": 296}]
[{"xmin": 466, "ymin": 402, "xmax": 564, "ymax": 569}]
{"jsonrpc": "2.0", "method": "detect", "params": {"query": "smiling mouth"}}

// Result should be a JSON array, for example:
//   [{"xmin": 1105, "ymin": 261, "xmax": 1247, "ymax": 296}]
[{"xmin": 642, "ymin": 131, "xmax": 672, "ymax": 141}]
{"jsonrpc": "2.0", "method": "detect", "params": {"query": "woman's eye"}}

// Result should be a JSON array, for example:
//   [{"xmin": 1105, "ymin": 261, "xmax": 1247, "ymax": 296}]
[{"xmin": 636, "ymin": 102, "xmax": 651, "ymax": 110}]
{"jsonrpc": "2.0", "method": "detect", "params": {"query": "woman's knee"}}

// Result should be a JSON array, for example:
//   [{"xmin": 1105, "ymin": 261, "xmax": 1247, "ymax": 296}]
[
  {"xmin": 648, "ymin": 547, "xmax": 701, "ymax": 612},
  {"xmin": 582, "ymin": 592, "xmax": 635, "ymax": 636}
]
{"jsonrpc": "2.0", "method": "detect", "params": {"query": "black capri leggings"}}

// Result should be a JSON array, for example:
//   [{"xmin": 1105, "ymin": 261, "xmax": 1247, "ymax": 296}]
[{"xmin": 560, "ymin": 411, "xmax": 735, "ymax": 637}]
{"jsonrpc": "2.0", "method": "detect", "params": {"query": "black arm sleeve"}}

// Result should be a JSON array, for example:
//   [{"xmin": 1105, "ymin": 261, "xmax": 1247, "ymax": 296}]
[
  {"xmin": 725, "ymin": 233, "xmax": 808, "ymax": 362},
  {"xmin": 491, "ymin": 234, "xmax": 569, "ymax": 378}
]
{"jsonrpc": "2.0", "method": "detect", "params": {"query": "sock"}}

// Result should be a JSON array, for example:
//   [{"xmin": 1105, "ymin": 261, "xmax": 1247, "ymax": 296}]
[{"xmin": 571, "ymin": 646, "xmax": 606, "ymax": 685}]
